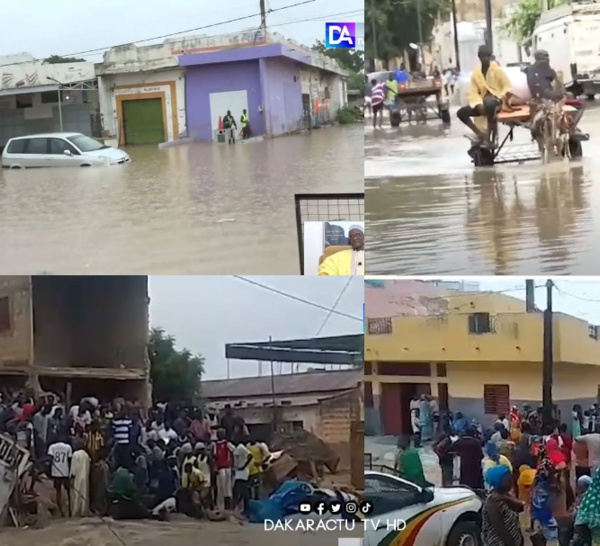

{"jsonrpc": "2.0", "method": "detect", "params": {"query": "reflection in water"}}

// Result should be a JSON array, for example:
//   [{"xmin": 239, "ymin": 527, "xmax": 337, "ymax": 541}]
[
  {"xmin": 0, "ymin": 126, "xmax": 363, "ymax": 274},
  {"xmin": 366, "ymin": 106, "xmax": 600, "ymax": 274},
  {"xmin": 367, "ymin": 163, "xmax": 594, "ymax": 275}
]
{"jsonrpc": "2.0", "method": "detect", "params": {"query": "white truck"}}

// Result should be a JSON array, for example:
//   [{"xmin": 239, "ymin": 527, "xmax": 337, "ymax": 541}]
[{"xmin": 532, "ymin": 0, "xmax": 600, "ymax": 98}]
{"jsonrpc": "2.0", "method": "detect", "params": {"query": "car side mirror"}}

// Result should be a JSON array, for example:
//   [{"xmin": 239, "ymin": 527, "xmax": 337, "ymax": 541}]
[
  {"xmin": 419, "ymin": 488, "xmax": 434, "ymax": 504},
  {"xmin": 64, "ymin": 150, "xmax": 72, "ymax": 156}
]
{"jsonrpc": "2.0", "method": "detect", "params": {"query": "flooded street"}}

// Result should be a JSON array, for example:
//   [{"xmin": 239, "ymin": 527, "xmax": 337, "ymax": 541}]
[
  {"xmin": 0, "ymin": 518, "xmax": 361, "ymax": 546},
  {"xmin": 0, "ymin": 126, "xmax": 362, "ymax": 274},
  {"xmin": 365, "ymin": 106, "xmax": 600, "ymax": 275}
]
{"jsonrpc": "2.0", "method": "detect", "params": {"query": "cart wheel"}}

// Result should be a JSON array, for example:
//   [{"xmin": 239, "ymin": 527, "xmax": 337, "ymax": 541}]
[
  {"xmin": 470, "ymin": 146, "xmax": 494, "ymax": 167},
  {"xmin": 568, "ymin": 138, "xmax": 583, "ymax": 158},
  {"xmin": 390, "ymin": 110, "xmax": 401, "ymax": 127},
  {"xmin": 440, "ymin": 107, "xmax": 451, "ymax": 124},
  {"xmin": 587, "ymin": 94, "xmax": 596, "ymax": 101}
]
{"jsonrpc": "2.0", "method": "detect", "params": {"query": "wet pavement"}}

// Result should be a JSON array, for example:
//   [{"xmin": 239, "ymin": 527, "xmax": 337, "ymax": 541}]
[
  {"xmin": 0, "ymin": 126, "xmax": 362, "ymax": 275},
  {"xmin": 365, "ymin": 106, "xmax": 600, "ymax": 275}
]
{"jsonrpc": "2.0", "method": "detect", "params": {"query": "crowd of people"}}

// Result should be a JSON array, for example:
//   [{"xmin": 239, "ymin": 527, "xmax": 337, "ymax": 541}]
[
  {"xmin": 395, "ymin": 401, "xmax": 600, "ymax": 545},
  {"xmin": 0, "ymin": 389, "xmax": 271, "ymax": 523}
]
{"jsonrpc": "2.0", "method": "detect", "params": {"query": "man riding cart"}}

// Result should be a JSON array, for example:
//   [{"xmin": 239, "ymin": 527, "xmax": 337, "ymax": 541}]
[{"xmin": 458, "ymin": 45, "xmax": 588, "ymax": 166}]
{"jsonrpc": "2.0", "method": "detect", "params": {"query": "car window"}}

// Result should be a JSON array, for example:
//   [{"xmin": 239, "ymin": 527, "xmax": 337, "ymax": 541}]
[
  {"xmin": 6, "ymin": 139, "xmax": 27, "ymax": 154},
  {"xmin": 365, "ymin": 475, "xmax": 421, "ymax": 516},
  {"xmin": 26, "ymin": 138, "xmax": 48, "ymax": 154},
  {"xmin": 49, "ymin": 138, "xmax": 78, "ymax": 155}
]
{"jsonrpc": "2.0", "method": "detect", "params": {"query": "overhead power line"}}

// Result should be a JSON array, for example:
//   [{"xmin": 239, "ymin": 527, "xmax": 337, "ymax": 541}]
[{"xmin": 233, "ymin": 276, "xmax": 362, "ymax": 322}]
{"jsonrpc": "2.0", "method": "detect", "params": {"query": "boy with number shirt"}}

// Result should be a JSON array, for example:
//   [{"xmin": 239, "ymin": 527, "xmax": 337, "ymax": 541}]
[{"xmin": 48, "ymin": 437, "xmax": 73, "ymax": 516}]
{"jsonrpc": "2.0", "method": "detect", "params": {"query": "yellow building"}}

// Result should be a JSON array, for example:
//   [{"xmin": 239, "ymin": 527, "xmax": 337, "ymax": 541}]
[{"xmin": 365, "ymin": 290, "xmax": 600, "ymax": 436}]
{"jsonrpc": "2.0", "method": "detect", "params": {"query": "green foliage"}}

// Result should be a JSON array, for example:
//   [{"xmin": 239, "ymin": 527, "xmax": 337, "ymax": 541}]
[
  {"xmin": 336, "ymin": 105, "xmax": 362, "ymax": 124},
  {"xmin": 312, "ymin": 41, "xmax": 365, "ymax": 73},
  {"xmin": 347, "ymin": 72, "xmax": 365, "ymax": 93},
  {"xmin": 503, "ymin": 0, "xmax": 568, "ymax": 53},
  {"xmin": 44, "ymin": 55, "xmax": 87, "ymax": 64},
  {"xmin": 365, "ymin": 0, "xmax": 449, "ymax": 67},
  {"xmin": 149, "ymin": 327, "xmax": 204, "ymax": 402}
]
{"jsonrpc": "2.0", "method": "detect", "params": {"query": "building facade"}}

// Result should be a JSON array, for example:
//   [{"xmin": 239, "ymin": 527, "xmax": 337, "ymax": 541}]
[
  {"xmin": 201, "ymin": 369, "xmax": 362, "ymax": 468},
  {"xmin": 95, "ymin": 30, "xmax": 347, "ymax": 145},
  {"xmin": 0, "ymin": 54, "xmax": 99, "ymax": 149},
  {"xmin": 0, "ymin": 276, "xmax": 150, "ymax": 403},
  {"xmin": 365, "ymin": 281, "xmax": 600, "ymax": 436}
]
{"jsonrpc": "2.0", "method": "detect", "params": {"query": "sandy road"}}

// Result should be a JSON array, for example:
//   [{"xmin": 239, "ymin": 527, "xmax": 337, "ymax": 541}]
[{"xmin": 0, "ymin": 517, "xmax": 363, "ymax": 546}]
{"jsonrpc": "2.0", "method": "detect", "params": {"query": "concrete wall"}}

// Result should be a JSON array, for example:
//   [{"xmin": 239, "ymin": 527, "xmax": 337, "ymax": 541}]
[
  {"xmin": 97, "ymin": 69, "xmax": 186, "ymax": 140},
  {"xmin": 184, "ymin": 60, "xmax": 263, "ymax": 140},
  {"xmin": 32, "ymin": 276, "xmax": 148, "ymax": 370},
  {"xmin": 366, "ymin": 311, "xmax": 600, "ymax": 366},
  {"xmin": 260, "ymin": 57, "xmax": 303, "ymax": 134},
  {"xmin": 0, "ymin": 277, "xmax": 31, "ymax": 371}
]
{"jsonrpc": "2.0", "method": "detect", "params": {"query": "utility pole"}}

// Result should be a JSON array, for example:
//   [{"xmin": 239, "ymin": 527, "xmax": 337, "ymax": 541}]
[
  {"xmin": 259, "ymin": 0, "xmax": 267, "ymax": 31},
  {"xmin": 542, "ymin": 279, "xmax": 554, "ymax": 430},
  {"xmin": 416, "ymin": 0, "xmax": 423, "ymax": 64},
  {"xmin": 371, "ymin": 0, "xmax": 378, "ymax": 69},
  {"xmin": 484, "ymin": 0, "xmax": 493, "ymax": 54},
  {"xmin": 451, "ymin": 0, "xmax": 461, "ymax": 71}
]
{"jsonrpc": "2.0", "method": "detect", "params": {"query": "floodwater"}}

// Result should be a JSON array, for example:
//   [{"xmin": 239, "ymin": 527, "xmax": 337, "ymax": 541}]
[
  {"xmin": 0, "ymin": 518, "xmax": 362, "ymax": 546},
  {"xmin": 365, "ymin": 106, "xmax": 600, "ymax": 275},
  {"xmin": 0, "ymin": 126, "xmax": 362, "ymax": 275}
]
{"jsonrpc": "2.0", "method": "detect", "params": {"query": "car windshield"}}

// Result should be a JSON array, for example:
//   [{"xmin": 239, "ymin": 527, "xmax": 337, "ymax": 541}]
[{"xmin": 66, "ymin": 134, "xmax": 108, "ymax": 152}]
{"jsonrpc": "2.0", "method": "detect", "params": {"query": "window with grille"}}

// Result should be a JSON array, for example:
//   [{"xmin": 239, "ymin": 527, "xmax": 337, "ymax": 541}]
[
  {"xmin": 483, "ymin": 384, "xmax": 510, "ymax": 415},
  {"xmin": 0, "ymin": 297, "xmax": 10, "ymax": 332},
  {"xmin": 468, "ymin": 312, "xmax": 492, "ymax": 334},
  {"xmin": 368, "ymin": 317, "xmax": 392, "ymax": 335}
]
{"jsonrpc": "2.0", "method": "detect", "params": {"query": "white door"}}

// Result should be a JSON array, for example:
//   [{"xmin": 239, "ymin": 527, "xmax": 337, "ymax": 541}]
[
  {"xmin": 24, "ymin": 137, "xmax": 52, "ymax": 167},
  {"xmin": 209, "ymin": 90, "xmax": 249, "ymax": 136},
  {"xmin": 48, "ymin": 137, "xmax": 82, "ymax": 167}
]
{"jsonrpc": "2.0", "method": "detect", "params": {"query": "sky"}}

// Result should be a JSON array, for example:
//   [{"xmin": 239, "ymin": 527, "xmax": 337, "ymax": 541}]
[
  {"xmin": 148, "ymin": 276, "xmax": 363, "ymax": 380},
  {"xmin": 447, "ymin": 278, "xmax": 600, "ymax": 326},
  {"xmin": 2, "ymin": 0, "xmax": 364, "ymax": 63}
]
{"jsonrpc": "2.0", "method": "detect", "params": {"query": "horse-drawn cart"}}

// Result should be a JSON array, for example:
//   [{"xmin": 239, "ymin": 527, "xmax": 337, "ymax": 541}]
[
  {"xmin": 390, "ymin": 78, "xmax": 451, "ymax": 126},
  {"xmin": 468, "ymin": 102, "xmax": 588, "ymax": 167}
]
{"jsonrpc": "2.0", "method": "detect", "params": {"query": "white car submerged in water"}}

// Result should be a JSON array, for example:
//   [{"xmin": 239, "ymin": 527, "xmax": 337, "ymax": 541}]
[
  {"xmin": 364, "ymin": 470, "xmax": 482, "ymax": 546},
  {"xmin": 2, "ymin": 132, "xmax": 131, "ymax": 168}
]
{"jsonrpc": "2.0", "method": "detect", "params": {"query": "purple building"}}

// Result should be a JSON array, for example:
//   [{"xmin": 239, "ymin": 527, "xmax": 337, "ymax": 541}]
[{"xmin": 179, "ymin": 44, "xmax": 317, "ymax": 141}]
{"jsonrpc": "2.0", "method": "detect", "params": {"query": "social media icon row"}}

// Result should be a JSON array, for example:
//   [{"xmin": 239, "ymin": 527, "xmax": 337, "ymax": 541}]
[{"xmin": 298, "ymin": 500, "xmax": 373, "ymax": 516}]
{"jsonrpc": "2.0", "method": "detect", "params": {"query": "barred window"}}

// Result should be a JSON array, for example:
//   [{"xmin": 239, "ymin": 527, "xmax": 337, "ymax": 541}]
[{"xmin": 368, "ymin": 317, "xmax": 392, "ymax": 335}]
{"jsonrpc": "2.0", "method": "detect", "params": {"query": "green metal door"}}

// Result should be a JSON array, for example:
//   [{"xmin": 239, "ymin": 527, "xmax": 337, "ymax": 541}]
[{"xmin": 122, "ymin": 98, "xmax": 164, "ymax": 145}]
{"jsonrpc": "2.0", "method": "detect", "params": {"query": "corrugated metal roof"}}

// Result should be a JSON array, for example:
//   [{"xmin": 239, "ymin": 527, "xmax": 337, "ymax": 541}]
[{"xmin": 201, "ymin": 369, "xmax": 361, "ymax": 399}]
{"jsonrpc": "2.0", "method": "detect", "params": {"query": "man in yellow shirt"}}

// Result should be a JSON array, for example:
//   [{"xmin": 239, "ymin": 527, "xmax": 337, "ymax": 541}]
[
  {"xmin": 457, "ymin": 45, "xmax": 512, "ymax": 145},
  {"xmin": 318, "ymin": 224, "xmax": 364, "ymax": 276}
]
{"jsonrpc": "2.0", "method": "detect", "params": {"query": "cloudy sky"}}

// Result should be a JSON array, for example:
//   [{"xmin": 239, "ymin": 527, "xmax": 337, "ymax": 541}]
[
  {"xmin": 148, "ymin": 276, "xmax": 363, "ymax": 380},
  {"xmin": 3, "ymin": 0, "xmax": 363, "ymax": 62}
]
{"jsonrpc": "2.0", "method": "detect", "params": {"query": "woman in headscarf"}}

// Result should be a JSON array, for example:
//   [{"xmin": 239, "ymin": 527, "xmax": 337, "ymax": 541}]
[
  {"xmin": 573, "ymin": 469, "xmax": 600, "ymax": 545},
  {"xmin": 531, "ymin": 445, "xmax": 560, "ymax": 544},
  {"xmin": 510, "ymin": 406, "xmax": 523, "ymax": 443},
  {"xmin": 573, "ymin": 405, "xmax": 583, "ymax": 440},
  {"xmin": 483, "ymin": 440, "xmax": 513, "ymax": 478},
  {"xmin": 453, "ymin": 412, "xmax": 468, "ymax": 436},
  {"xmin": 481, "ymin": 465, "xmax": 525, "ymax": 546}
]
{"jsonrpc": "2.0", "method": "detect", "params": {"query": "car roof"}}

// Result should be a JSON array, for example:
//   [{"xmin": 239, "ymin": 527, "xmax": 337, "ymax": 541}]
[
  {"xmin": 9, "ymin": 132, "xmax": 83, "ymax": 140},
  {"xmin": 364, "ymin": 470, "xmax": 423, "ymax": 489}
]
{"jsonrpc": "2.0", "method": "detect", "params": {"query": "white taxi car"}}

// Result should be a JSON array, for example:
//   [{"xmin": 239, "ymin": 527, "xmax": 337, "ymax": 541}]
[{"xmin": 364, "ymin": 470, "xmax": 482, "ymax": 546}]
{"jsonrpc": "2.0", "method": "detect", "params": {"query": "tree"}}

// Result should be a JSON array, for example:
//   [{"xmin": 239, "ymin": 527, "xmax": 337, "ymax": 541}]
[
  {"xmin": 149, "ymin": 327, "xmax": 204, "ymax": 402},
  {"xmin": 365, "ymin": 0, "xmax": 449, "ymax": 68},
  {"xmin": 44, "ymin": 55, "xmax": 87, "ymax": 64},
  {"xmin": 312, "ymin": 41, "xmax": 365, "ymax": 73},
  {"xmin": 503, "ymin": 0, "xmax": 568, "ymax": 54}
]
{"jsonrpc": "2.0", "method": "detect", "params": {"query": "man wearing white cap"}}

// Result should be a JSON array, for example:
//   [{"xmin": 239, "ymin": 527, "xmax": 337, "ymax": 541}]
[{"xmin": 318, "ymin": 224, "xmax": 364, "ymax": 276}]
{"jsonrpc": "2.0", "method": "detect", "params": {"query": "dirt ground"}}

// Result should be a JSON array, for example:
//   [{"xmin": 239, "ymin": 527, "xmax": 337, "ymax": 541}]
[{"xmin": 0, "ymin": 517, "xmax": 363, "ymax": 546}]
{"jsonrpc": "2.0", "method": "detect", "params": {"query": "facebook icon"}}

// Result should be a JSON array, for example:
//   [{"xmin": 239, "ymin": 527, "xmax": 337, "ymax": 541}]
[{"xmin": 325, "ymin": 23, "xmax": 356, "ymax": 49}]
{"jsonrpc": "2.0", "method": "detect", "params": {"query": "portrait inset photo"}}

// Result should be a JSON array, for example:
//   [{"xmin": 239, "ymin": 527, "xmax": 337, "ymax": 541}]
[{"xmin": 302, "ymin": 221, "xmax": 364, "ymax": 276}]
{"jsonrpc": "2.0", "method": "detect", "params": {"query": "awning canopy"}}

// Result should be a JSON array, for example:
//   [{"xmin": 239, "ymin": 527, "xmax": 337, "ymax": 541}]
[
  {"xmin": 0, "ymin": 84, "xmax": 58, "ymax": 97},
  {"xmin": 225, "ymin": 334, "xmax": 363, "ymax": 365}
]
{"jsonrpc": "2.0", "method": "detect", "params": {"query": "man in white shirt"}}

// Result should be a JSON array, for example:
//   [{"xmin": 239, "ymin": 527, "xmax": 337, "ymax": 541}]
[
  {"xmin": 232, "ymin": 438, "xmax": 253, "ymax": 516},
  {"xmin": 48, "ymin": 439, "xmax": 73, "ymax": 516}
]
